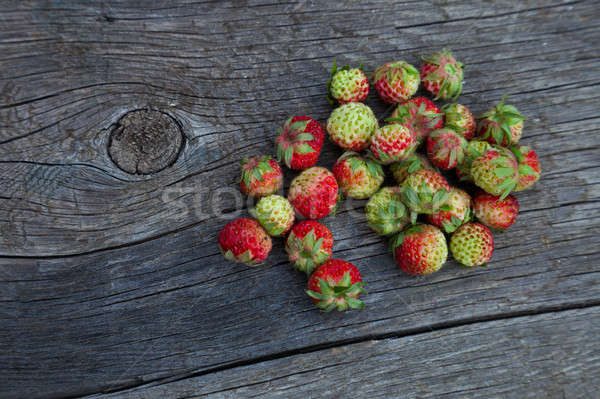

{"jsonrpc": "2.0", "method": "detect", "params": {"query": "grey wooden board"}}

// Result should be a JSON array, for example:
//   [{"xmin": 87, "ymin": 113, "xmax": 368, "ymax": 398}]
[
  {"xmin": 89, "ymin": 306, "xmax": 600, "ymax": 399},
  {"xmin": 1, "ymin": 0, "xmax": 600, "ymax": 398}
]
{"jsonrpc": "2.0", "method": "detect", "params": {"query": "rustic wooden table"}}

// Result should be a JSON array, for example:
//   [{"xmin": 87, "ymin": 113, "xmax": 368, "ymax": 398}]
[{"xmin": 2, "ymin": 1, "xmax": 599, "ymax": 398}]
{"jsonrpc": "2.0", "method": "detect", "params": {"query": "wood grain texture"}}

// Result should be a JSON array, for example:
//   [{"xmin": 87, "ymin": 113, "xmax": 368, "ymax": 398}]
[{"xmin": 1, "ymin": 0, "xmax": 599, "ymax": 398}]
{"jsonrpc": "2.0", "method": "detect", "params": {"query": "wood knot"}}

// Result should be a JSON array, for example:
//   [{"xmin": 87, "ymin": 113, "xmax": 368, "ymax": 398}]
[{"xmin": 108, "ymin": 109, "xmax": 184, "ymax": 174}]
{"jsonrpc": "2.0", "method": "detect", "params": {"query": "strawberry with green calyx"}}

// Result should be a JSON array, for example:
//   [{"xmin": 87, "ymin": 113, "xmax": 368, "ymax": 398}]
[
  {"xmin": 332, "ymin": 151, "xmax": 384, "ymax": 199},
  {"xmin": 471, "ymin": 146, "xmax": 519, "ymax": 199},
  {"xmin": 365, "ymin": 187, "xmax": 410, "ymax": 236},
  {"xmin": 390, "ymin": 153, "xmax": 435, "ymax": 185},
  {"xmin": 288, "ymin": 167, "xmax": 339, "ymax": 220},
  {"xmin": 391, "ymin": 224, "xmax": 448, "ymax": 275},
  {"xmin": 427, "ymin": 188, "xmax": 472, "ymax": 233},
  {"xmin": 372, "ymin": 61, "xmax": 420, "ymax": 104},
  {"xmin": 450, "ymin": 222, "xmax": 494, "ymax": 267},
  {"xmin": 477, "ymin": 95, "xmax": 526, "ymax": 146},
  {"xmin": 401, "ymin": 169, "xmax": 451, "ymax": 223},
  {"xmin": 510, "ymin": 144, "xmax": 541, "ymax": 191},
  {"xmin": 250, "ymin": 194, "xmax": 295, "ymax": 237},
  {"xmin": 426, "ymin": 128, "xmax": 468, "ymax": 170},
  {"xmin": 456, "ymin": 140, "xmax": 492, "ymax": 182},
  {"xmin": 306, "ymin": 259, "xmax": 365, "ymax": 312},
  {"xmin": 369, "ymin": 124, "xmax": 418, "ymax": 165},
  {"xmin": 473, "ymin": 191, "xmax": 519, "ymax": 230},
  {"xmin": 326, "ymin": 60, "xmax": 369, "ymax": 104},
  {"xmin": 387, "ymin": 97, "xmax": 443, "ymax": 143},
  {"xmin": 442, "ymin": 103, "xmax": 476, "ymax": 140},
  {"xmin": 218, "ymin": 218, "xmax": 272, "ymax": 266},
  {"xmin": 275, "ymin": 116, "xmax": 324, "ymax": 170},
  {"xmin": 420, "ymin": 48, "xmax": 464, "ymax": 100},
  {"xmin": 286, "ymin": 221, "xmax": 333, "ymax": 275},
  {"xmin": 240, "ymin": 156, "xmax": 283, "ymax": 197},
  {"xmin": 327, "ymin": 103, "xmax": 379, "ymax": 150}
]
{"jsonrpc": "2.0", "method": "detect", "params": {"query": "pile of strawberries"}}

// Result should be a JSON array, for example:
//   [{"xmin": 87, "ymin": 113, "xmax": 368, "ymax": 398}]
[{"xmin": 218, "ymin": 49, "xmax": 541, "ymax": 312}]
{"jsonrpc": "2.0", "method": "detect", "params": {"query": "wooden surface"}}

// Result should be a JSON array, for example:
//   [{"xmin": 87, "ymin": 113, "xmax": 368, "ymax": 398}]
[{"xmin": 1, "ymin": 1, "xmax": 599, "ymax": 398}]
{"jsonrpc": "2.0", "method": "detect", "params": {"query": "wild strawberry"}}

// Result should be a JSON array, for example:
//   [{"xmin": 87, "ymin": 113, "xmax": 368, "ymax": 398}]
[
  {"xmin": 427, "ymin": 188, "xmax": 471, "ymax": 233},
  {"xmin": 420, "ymin": 48, "xmax": 464, "ymax": 100},
  {"xmin": 471, "ymin": 146, "xmax": 519, "ymax": 199},
  {"xmin": 391, "ymin": 224, "xmax": 448, "ymax": 275},
  {"xmin": 369, "ymin": 124, "xmax": 417, "ymax": 164},
  {"xmin": 286, "ymin": 221, "xmax": 333, "ymax": 275},
  {"xmin": 510, "ymin": 144, "xmax": 541, "ymax": 191},
  {"xmin": 326, "ymin": 60, "xmax": 369, "ymax": 104},
  {"xmin": 401, "ymin": 169, "xmax": 450, "ymax": 222},
  {"xmin": 250, "ymin": 194, "xmax": 295, "ymax": 237},
  {"xmin": 473, "ymin": 191, "xmax": 519, "ymax": 230},
  {"xmin": 239, "ymin": 156, "xmax": 283, "ymax": 197},
  {"xmin": 333, "ymin": 151, "xmax": 384, "ymax": 199},
  {"xmin": 365, "ymin": 187, "xmax": 410, "ymax": 236},
  {"xmin": 455, "ymin": 140, "xmax": 492, "ymax": 182},
  {"xmin": 390, "ymin": 153, "xmax": 435, "ymax": 185},
  {"xmin": 387, "ymin": 97, "xmax": 443, "ymax": 142},
  {"xmin": 218, "ymin": 218, "xmax": 272, "ymax": 266},
  {"xmin": 288, "ymin": 167, "xmax": 339, "ymax": 220},
  {"xmin": 450, "ymin": 222, "xmax": 494, "ymax": 267},
  {"xmin": 477, "ymin": 95, "xmax": 526, "ymax": 146},
  {"xmin": 306, "ymin": 259, "xmax": 365, "ymax": 312},
  {"xmin": 275, "ymin": 116, "xmax": 325, "ymax": 170},
  {"xmin": 372, "ymin": 61, "xmax": 420, "ymax": 103},
  {"xmin": 327, "ymin": 103, "xmax": 378, "ymax": 151},
  {"xmin": 426, "ymin": 128, "xmax": 468, "ymax": 170},
  {"xmin": 442, "ymin": 103, "xmax": 476, "ymax": 140}
]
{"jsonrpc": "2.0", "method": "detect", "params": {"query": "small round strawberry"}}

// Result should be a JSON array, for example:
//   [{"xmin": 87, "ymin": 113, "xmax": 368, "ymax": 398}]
[
  {"xmin": 426, "ymin": 128, "xmax": 468, "ymax": 170},
  {"xmin": 471, "ymin": 146, "xmax": 519, "ymax": 199},
  {"xmin": 510, "ymin": 144, "xmax": 541, "ymax": 191},
  {"xmin": 391, "ymin": 224, "xmax": 448, "ymax": 275},
  {"xmin": 387, "ymin": 97, "xmax": 443, "ymax": 143},
  {"xmin": 477, "ymin": 95, "xmax": 526, "ymax": 146},
  {"xmin": 442, "ymin": 103, "xmax": 476, "ymax": 140},
  {"xmin": 275, "ymin": 116, "xmax": 325, "ymax": 170},
  {"xmin": 473, "ymin": 191, "xmax": 519, "ymax": 230},
  {"xmin": 288, "ymin": 167, "xmax": 339, "ymax": 220},
  {"xmin": 250, "ymin": 195, "xmax": 295, "ymax": 237},
  {"xmin": 365, "ymin": 187, "xmax": 410, "ymax": 236},
  {"xmin": 218, "ymin": 218, "xmax": 272, "ymax": 266},
  {"xmin": 456, "ymin": 140, "xmax": 492, "ymax": 182},
  {"xmin": 370, "ymin": 124, "xmax": 417, "ymax": 164},
  {"xmin": 420, "ymin": 48, "xmax": 464, "ymax": 100},
  {"xmin": 450, "ymin": 222, "xmax": 494, "ymax": 267},
  {"xmin": 333, "ymin": 151, "xmax": 384, "ymax": 199},
  {"xmin": 390, "ymin": 153, "xmax": 435, "ymax": 185},
  {"xmin": 401, "ymin": 169, "xmax": 451, "ymax": 221},
  {"xmin": 239, "ymin": 156, "xmax": 283, "ymax": 197},
  {"xmin": 327, "ymin": 60, "xmax": 369, "ymax": 104},
  {"xmin": 372, "ymin": 61, "xmax": 420, "ymax": 104},
  {"xmin": 427, "ymin": 188, "xmax": 471, "ymax": 233},
  {"xmin": 327, "ymin": 103, "xmax": 378, "ymax": 151},
  {"xmin": 306, "ymin": 259, "xmax": 365, "ymax": 312},
  {"xmin": 286, "ymin": 221, "xmax": 334, "ymax": 275}
]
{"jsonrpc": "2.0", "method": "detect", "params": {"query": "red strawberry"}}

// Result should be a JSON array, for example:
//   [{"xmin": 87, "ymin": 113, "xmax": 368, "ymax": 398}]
[
  {"xmin": 372, "ymin": 61, "xmax": 420, "ymax": 103},
  {"xmin": 326, "ymin": 60, "xmax": 369, "ymax": 104},
  {"xmin": 391, "ymin": 224, "xmax": 448, "ymax": 275},
  {"xmin": 239, "ymin": 156, "xmax": 283, "ymax": 197},
  {"xmin": 401, "ymin": 169, "xmax": 451, "ymax": 222},
  {"xmin": 473, "ymin": 191, "xmax": 519, "ymax": 230},
  {"xmin": 427, "ymin": 188, "xmax": 472, "ymax": 233},
  {"xmin": 288, "ymin": 167, "xmax": 339, "ymax": 219},
  {"xmin": 387, "ymin": 97, "xmax": 443, "ymax": 142},
  {"xmin": 332, "ymin": 151, "xmax": 384, "ymax": 199},
  {"xmin": 369, "ymin": 124, "xmax": 418, "ymax": 165},
  {"xmin": 442, "ymin": 103, "xmax": 476, "ymax": 140},
  {"xmin": 426, "ymin": 128, "xmax": 468, "ymax": 170},
  {"xmin": 510, "ymin": 144, "xmax": 541, "ymax": 191},
  {"xmin": 450, "ymin": 222, "xmax": 494, "ymax": 267},
  {"xmin": 477, "ymin": 95, "xmax": 526, "ymax": 146},
  {"xmin": 218, "ymin": 218, "xmax": 272, "ymax": 266},
  {"xmin": 306, "ymin": 259, "xmax": 365, "ymax": 311},
  {"xmin": 275, "ymin": 116, "xmax": 324, "ymax": 170},
  {"xmin": 286, "ymin": 221, "xmax": 333, "ymax": 275},
  {"xmin": 420, "ymin": 48, "xmax": 464, "ymax": 100},
  {"xmin": 390, "ymin": 153, "xmax": 435, "ymax": 185}
]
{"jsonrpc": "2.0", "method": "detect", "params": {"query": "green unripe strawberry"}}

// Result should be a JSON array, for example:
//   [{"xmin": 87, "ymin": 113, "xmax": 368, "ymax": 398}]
[
  {"xmin": 327, "ymin": 103, "xmax": 379, "ymax": 151},
  {"xmin": 427, "ymin": 188, "xmax": 472, "ymax": 233},
  {"xmin": 365, "ymin": 187, "xmax": 410, "ymax": 236},
  {"xmin": 390, "ymin": 153, "xmax": 435, "ymax": 185},
  {"xmin": 250, "ymin": 195, "xmax": 295, "ymax": 237},
  {"xmin": 332, "ymin": 151, "xmax": 384, "ymax": 199},
  {"xmin": 456, "ymin": 140, "xmax": 492, "ymax": 182},
  {"xmin": 327, "ymin": 60, "xmax": 369, "ymax": 104},
  {"xmin": 442, "ymin": 103, "xmax": 476, "ymax": 140},
  {"xmin": 450, "ymin": 222, "xmax": 494, "ymax": 267},
  {"xmin": 401, "ymin": 169, "xmax": 451, "ymax": 223},
  {"xmin": 471, "ymin": 146, "xmax": 519, "ymax": 199}
]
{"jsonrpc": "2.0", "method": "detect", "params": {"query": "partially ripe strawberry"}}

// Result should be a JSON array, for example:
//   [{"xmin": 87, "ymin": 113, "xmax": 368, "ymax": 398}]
[
  {"xmin": 218, "ymin": 218, "xmax": 272, "ymax": 266},
  {"xmin": 442, "ymin": 103, "xmax": 476, "ymax": 140},
  {"xmin": 391, "ymin": 224, "xmax": 448, "ymax": 275},
  {"xmin": 333, "ymin": 151, "xmax": 384, "ymax": 199},
  {"xmin": 327, "ymin": 60, "xmax": 369, "ymax": 104},
  {"xmin": 327, "ymin": 103, "xmax": 379, "ymax": 150},
  {"xmin": 370, "ymin": 124, "xmax": 417, "ymax": 164},
  {"xmin": 421, "ymin": 48, "xmax": 464, "ymax": 100},
  {"xmin": 477, "ymin": 95, "xmax": 526, "ymax": 146},
  {"xmin": 275, "ymin": 116, "xmax": 324, "ymax": 170},
  {"xmin": 456, "ymin": 140, "xmax": 492, "ymax": 182},
  {"xmin": 286, "ymin": 221, "xmax": 333, "ymax": 275},
  {"xmin": 365, "ymin": 187, "xmax": 410, "ymax": 236},
  {"xmin": 390, "ymin": 153, "xmax": 435, "ymax": 185},
  {"xmin": 401, "ymin": 169, "xmax": 451, "ymax": 221},
  {"xmin": 473, "ymin": 191, "xmax": 519, "ymax": 230},
  {"xmin": 471, "ymin": 146, "xmax": 519, "ymax": 199},
  {"xmin": 426, "ymin": 128, "xmax": 468, "ymax": 170},
  {"xmin": 372, "ymin": 61, "xmax": 420, "ymax": 103},
  {"xmin": 288, "ymin": 167, "xmax": 339, "ymax": 220},
  {"xmin": 306, "ymin": 259, "xmax": 365, "ymax": 312},
  {"xmin": 387, "ymin": 97, "xmax": 443, "ymax": 142},
  {"xmin": 450, "ymin": 222, "xmax": 494, "ymax": 267},
  {"xmin": 427, "ymin": 188, "xmax": 471, "ymax": 233},
  {"xmin": 239, "ymin": 156, "xmax": 283, "ymax": 197},
  {"xmin": 250, "ymin": 195, "xmax": 295, "ymax": 237},
  {"xmin": 510, "ymin": 144, "xmax": 541, "ymax": 191}
]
